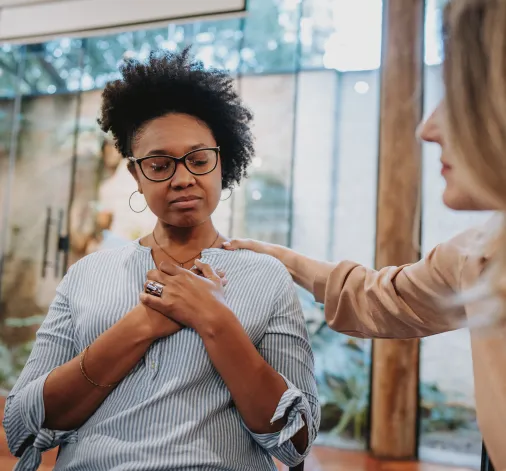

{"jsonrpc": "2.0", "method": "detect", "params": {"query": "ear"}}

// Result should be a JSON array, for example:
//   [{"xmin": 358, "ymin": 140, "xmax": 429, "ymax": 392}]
[{"xmin": 128, "ymin": 161, "xmax": 142, "ymax": 192}]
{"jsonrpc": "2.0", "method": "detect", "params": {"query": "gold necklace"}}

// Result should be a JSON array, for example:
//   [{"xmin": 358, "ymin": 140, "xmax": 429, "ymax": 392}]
[{"xmin": 152, "ymin": 230, "xmax": 220, "ymax": 267}]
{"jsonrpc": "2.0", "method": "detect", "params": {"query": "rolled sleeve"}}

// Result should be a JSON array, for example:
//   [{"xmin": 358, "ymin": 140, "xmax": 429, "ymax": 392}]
[
  {"xmin": 3, "ymin": 268, "xmax": 79, "ymax": 470},
  {"xmin": 4, "ymin": 380, "xmax": 78, "ymax": 471},
  {"xmin": 252, "ymin": 262, "xmax": 321, "ymax": 467},
  {"xmin": 17, "ymin": 372, "xmax": 51, "ymax": 438},
  {"xmin": 246, "ymin": 377, "xmax": 315, "ymax": 466}
]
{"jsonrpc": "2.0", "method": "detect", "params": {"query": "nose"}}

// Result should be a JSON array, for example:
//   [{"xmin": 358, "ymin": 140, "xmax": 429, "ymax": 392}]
[
  {"xmin": 417, "ymin": 105, "xmax": 443, "ymax": 145},
  {"xmin": 170, "ymin": 161, "xmax": 196, "ymax": 189}
]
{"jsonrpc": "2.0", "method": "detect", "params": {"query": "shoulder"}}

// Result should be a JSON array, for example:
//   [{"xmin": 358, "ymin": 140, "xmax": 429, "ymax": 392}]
[
  {"xmin": 222, "ymin": 249, "xmax": 292, "ymax": 283},
  {"xmin": 439, "ymin": 216, "xmax": 497, "ymax": 260},
  {"xmin": 432, "ymin": 216, "xmax": 498, "ymax": 287},
  {"xmin": 67, "ymin": 242, "xmax": 143, "ymax": 278}
]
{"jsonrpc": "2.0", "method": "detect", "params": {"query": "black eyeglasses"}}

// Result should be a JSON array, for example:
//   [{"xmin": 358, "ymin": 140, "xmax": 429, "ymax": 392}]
[{"xmin": 128, "ymin": 146, "xmax": 220, "ymax": 182}]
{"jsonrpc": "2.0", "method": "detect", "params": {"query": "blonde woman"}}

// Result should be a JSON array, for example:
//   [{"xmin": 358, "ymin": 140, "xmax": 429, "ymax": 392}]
[{"xmin": 222, "ymin": 0, "xmax": 506, "ymax": 469}]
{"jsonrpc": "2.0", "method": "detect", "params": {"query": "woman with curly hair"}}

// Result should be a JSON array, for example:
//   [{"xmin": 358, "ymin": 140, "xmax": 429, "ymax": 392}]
[{"xmin": 3, "ymin": 49, "xmax": 319, "ymax": 471}]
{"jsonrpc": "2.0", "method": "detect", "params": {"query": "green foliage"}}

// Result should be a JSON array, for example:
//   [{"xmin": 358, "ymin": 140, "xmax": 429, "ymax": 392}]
[
  {"xmin": 0, "ymin": 337, "xmax": 36, "ymax": 391},
  {"xmin": 299, "ymin": 287, "xmax": 477, "ymax": 444},
  {"xmin": 0, "ymin": 340, "xmax": 33, "ymax": 392},
  {"xmin": 420, "ymin": 382, "xmax": 477, "ymax": 433},
  {"xmin": 298, "ymin": 287, "xmax": 370, "ymax": 443},
  {"xmin": 5, "ymin": 315, "xmax": 46, "ymax": 328},
  {"xmin": 0, "ymin": 314, "xmax": 39, "ymax": 391},
  {"xmin": 0, "ymin": 341, "xmax": 13, "ymax": 389},
  {"xmin": 313, "ymin": 324, "xmax": 370, "ymax": 441}
]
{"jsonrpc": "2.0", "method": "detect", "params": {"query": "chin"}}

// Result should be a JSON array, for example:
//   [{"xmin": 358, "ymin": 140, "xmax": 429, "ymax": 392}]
[
  {"xmin": 442, "ymin": 188, "xmax": 481, "ymax": 211},
  {"xmin": 164, "ymin": 212, "xmax": 207, "ymax": 228},
  {"xmin": 443, "ymin": 195, "xmax": 466, "ymax": 211}
]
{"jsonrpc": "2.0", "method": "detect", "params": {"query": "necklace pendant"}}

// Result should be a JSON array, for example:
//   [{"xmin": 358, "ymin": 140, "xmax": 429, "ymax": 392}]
[{"xmin": 152, "ymin": 230, "xmax": 219, "ymax": 270}]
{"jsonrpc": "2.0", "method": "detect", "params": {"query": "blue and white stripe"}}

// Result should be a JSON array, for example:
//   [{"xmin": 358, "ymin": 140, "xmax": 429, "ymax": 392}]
[{"xmin": 3, "ymin": 241, "xmax": 320, "ymax": 470}]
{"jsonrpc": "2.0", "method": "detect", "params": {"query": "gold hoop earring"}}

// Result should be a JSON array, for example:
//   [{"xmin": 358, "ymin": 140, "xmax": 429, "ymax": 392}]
[
  {"xmin": 220, "ymin": 188, "xmax": 233, "ymax": 202},
  {"xmin": 129, "ymin": 190, "xmax": 147, "ymax": 213}
]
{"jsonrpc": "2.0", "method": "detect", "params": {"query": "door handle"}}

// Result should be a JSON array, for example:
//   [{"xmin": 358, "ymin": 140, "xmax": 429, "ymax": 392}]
[
  {"xmin": 41, "ymin": 207, "xmax": 70, "ymax": 279},
  {"xmin": 55, "ymin": 209, "xmax": 69, "ymax": 278},
  {"xmin": 41, "ymin": 207, "xmax": 51, "ymax": 279}
]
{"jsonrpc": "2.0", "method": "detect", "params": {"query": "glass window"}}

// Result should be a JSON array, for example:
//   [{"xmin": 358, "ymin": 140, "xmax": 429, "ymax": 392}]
[
  {"xmin": 22, "ymin": 39, "xmax": 85, "ymax": 95},
  {"xmin": 239, "ymin": 0, "xmax": 301, "ymax": 74},
  {"xmin": 231, "ymin": 72, "xmax": 296, "ymax": 245},
  {"xmin": 180, "ymin": 18, "xmax": 244, "ymax": 72},
  {"xmin": 302, "ymin": 0, "xmax": 383, "ymax": 71},
  {"xmin": 310, "ymin": 68, "xmax": 379, "ymax": 449},
  {"xmin": 0, "ymin": 0, "xmax": 385, "ymax": 458},
  {"xmin": 0, "ymin": 44, "xmax": 24, "ymax": 98},
  {"xmin": 85, "ymin": 27, "xmax": 170, "ymax": 89},
  {"xmin": 0, "ymin": 41, "xmax": 84, "ymax": 392}
]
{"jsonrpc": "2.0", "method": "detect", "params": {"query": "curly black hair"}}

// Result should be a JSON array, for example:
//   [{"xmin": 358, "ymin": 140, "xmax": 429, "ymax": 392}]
[{"xmin": 98, "ymin": 48, "xmax": 254, "ymax": 190}]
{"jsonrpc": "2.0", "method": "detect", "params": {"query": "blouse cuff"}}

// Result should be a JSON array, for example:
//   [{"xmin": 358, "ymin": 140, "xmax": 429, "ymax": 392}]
[
  {"xmin": 17, "ymin": 372, "xmax": 51, "ymax": 437},
  {"xmin": 246, "ymin": 376, "xmax": 313, "ymax": 457},
  {"xmin": 7, "ymin": 372, "xmax": 77, "ymax": 470},
  {"xmin": 313, "ymin": 270, "xmax": 328, "ymax": 304}
]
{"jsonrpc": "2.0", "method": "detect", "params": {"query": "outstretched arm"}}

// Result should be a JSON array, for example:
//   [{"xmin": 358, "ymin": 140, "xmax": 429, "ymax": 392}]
[{"xmin": 223, "ymin": 232, "xmax": 470, "ymax": 339}]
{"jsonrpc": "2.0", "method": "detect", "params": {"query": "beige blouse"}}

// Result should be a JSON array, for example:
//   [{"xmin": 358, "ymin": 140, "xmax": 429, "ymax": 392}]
[{"xmin": 314, "ymin": 220, "xmax": 506, "ymax": 470}]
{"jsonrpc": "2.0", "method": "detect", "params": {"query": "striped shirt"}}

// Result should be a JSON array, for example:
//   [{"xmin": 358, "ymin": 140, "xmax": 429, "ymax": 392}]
[{"xmin": 3, "ymin": 241, "xmax": 320, "ymax": 470}]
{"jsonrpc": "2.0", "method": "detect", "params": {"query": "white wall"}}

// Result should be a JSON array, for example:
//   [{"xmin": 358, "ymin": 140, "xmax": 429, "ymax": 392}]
[
  {"xmin": 331, "ymin": 70, "xmax": 380, "ymax": 267},
  {"xmin": 291, "ymin": 70, "xmax": 338, "ymax": 260},
  {"xmin": 0, "ymin": 0, "xmax": 246, "ymax": 43}
]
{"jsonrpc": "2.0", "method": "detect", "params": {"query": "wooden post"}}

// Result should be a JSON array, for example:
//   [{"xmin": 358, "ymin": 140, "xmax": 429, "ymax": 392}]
[{"xmin": 370, "ymin": 0, "xmax": 425, "ymax": 459}]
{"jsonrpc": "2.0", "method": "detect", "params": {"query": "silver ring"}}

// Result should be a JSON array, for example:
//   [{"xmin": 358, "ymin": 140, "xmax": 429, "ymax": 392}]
[{"xmin": 145, "ymin": 281, "xmax": 164, "ymax": 298}]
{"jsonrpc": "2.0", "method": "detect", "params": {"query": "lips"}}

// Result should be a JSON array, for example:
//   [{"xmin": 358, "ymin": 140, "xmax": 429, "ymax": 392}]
[
  {"xmin": 441, "ymin": 162, "xmax": 452, "ymax": 176},
  {"xmin": 170, "ymin": 195, "xmax": 202, "ymax": 209},
  {"xmin": 170, "ymin": 195, "xmax": 201, "ymax": 204}
]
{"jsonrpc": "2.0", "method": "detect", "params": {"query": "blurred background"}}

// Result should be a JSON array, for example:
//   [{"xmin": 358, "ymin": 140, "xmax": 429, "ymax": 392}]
[{"xmin": 0, "ymin": 0, "xmax": 491, "ymax": 469}]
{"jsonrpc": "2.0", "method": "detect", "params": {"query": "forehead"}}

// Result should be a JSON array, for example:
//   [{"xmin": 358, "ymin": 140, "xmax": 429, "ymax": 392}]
[{"xmin": 133, "ymin": 113, "xmax": 216, "ymax": 156}]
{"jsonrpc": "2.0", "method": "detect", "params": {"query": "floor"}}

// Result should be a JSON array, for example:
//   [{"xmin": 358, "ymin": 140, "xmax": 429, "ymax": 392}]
[
  {"xmin": 0, "ymin": 436, "xmax": 476, "ymax": 471},
  {"xmin": 0, "ymin": 446, "xmax": 475, "ymax": 471},
  {"xmin": 0, "ymin": 398, "xmax": 473, "ymax": 471}
]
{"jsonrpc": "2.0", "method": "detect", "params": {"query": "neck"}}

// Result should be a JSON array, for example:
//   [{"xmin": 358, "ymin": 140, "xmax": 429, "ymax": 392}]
[{"xmin": 153, "ymin": 218, "xmax": 218, "ymax": 252}]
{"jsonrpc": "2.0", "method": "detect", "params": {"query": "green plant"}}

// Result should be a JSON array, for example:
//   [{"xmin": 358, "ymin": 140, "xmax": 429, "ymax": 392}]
[
  {"xmin": 0, "ymin": 340, "xmax": 14, "ymax": 391},
  {"xmin": 0, "ymin": 314, "xmax": 41, "ymax": 391},
  {"xmin": 298, "ymin": 287, "xmax": 371, "ymax": 442},
  {"xmin": 420, "ymin": 382, "xmax": 477, "ymax": 433},
  {"xmin": 0, "ymin": 337, "xmax": 36, "ymax": 391}
]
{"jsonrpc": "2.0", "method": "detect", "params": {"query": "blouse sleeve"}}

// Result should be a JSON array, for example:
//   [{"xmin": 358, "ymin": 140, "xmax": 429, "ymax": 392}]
[
  {"xmin": 3, "ymin": 266, "xmax": 79, "ymax": 471},
  {"xmin": 243, "ymin": 267, "xmax": 320, "ymax": 467},
  {"xmin": 313, "ymin": 231, "xmax": 473, "ymax": 339}
]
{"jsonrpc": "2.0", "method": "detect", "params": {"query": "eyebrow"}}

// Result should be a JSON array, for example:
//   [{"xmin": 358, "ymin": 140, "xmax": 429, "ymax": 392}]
[{"xmin": 145, "ymin": 143, "xmax": 211, "ymax": 157}]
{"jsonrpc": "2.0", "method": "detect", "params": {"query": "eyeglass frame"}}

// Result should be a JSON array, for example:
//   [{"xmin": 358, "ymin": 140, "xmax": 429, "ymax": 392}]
[{"xmin": 127, "ymin": 146, "xmax": 220, "ymax": 182}]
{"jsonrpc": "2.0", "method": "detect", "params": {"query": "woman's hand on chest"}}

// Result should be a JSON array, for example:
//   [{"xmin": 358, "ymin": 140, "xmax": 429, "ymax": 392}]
[
  {"xmin": 140, "ymin": 259, "xmax": 233, "ymax": 334},
  {"xmin": 129, "ymin": 302, "xmax": 184, "ymax": 341}
]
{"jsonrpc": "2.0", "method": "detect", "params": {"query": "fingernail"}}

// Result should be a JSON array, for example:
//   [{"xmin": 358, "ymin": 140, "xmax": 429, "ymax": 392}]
[{"xmin": 222, "ymin": 242, "xmax": 230, "ymax": 246}]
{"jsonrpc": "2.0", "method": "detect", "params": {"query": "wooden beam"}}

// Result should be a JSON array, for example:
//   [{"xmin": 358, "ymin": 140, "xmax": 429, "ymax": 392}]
[{"xmin": 370, "ymin": 0, "xmax": 425, "ymax": 459}]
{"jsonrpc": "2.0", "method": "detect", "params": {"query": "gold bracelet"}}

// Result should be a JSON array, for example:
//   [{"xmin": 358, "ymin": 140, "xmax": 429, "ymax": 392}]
[{"xmin": 79, "ymin": 346, "xmax": 118, "ymax": 389}]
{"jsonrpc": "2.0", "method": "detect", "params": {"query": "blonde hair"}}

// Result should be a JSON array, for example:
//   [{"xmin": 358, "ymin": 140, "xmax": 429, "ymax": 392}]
[{"xmin": 443, "ymin": 0, "xmax": 506, "ymax": 317}]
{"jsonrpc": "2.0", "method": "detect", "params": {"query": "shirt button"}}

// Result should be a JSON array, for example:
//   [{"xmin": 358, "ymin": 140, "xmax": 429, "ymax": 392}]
[{"xmin": 151, "ymin": 362, "xmax": 156, "ymax": 369}]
